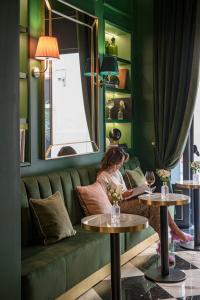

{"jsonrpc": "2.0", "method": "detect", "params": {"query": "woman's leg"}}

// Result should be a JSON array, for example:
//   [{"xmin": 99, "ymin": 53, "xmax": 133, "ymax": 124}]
[
  {"xmin": 120, "ymin": 199, "xmax": 192, "ymax": 242},
  {"xmin": 120, "ymin": 199, "xmax": 161, "ymax": 235},
  {"xmin": 168, "ymin": 211, "xmax": 192, "ymax": 242}
]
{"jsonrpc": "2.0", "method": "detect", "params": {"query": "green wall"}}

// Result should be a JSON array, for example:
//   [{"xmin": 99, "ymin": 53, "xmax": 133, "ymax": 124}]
[
  {"xmin": 132, "ymin": 0, "xmax": 155, "ymax": 171},
  {"xmin": 0, "ymin": 1, "xmax": 21, "ymax": 299},
  {"xmin": 21, "ymin": 0, "xmax": 133, "ymax": 177}
]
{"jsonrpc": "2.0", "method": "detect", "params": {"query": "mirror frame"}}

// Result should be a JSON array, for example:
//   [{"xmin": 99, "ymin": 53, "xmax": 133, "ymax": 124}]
[{"xmin": 42, "ymin": 0, "xmax": 99, "ymax": 159}]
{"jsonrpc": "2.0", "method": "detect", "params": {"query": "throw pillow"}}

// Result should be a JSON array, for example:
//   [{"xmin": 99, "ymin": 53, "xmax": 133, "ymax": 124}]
[
  {"xmin": 124, "ymin": 167, "xmax": 146, "ymax": 189},
  {"xmin": 29, "ymin": 191, "xmax": 76, "ymax": 245},
  {"xmin": 76, "ymin": 182, "xmax": 112, "ymax": 216}
]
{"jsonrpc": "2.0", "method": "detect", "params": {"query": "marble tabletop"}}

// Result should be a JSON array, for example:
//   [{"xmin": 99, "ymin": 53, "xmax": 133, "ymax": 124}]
[
  {"xmin": 81, "ymin": 213, "xmax": 148, "ymax": 234},
  {"xmin": 176, "ymin": 180, "xmax": 200, "ymax": 189},
  {"xmin": 138, "ymin": 193, "xmax": 190, "ymax": 206}
]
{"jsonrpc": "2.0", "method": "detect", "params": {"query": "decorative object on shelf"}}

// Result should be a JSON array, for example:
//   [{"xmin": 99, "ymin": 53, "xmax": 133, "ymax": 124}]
[
  {"xmin": 84, "ymin": 56, "xmax": 119, "ymax": 87},
  {"xmin": 106, "ymin": 75, "xmax": 119, "ymax": 88},
  {"xmin": 107, "ymin": 183, "xmax": 122, "ymax": 225},
  {"xmin": 105, "ymin": 40, "xmax": 110, "ymax": 55},
  {"xmin": 118, "ymin": 68, "xmax": 129, "ymax": 89},
  {"xmin": 110, "ymin": 97, "xmax": 132, "ymax": 120},
  {"xmin": 190, "ymin": 161, "xmax": 200, "ymax": 183},
  {"xmin": 32, "ymin": 36, "xmax": 60, "ymax": 78},
  {"xmin": 156, "ymin": 169, "xmax": 170, "ymax": 199},
  {"xmin": 109, "ymin": 128, "xmax": 121, "ymax": 144},
  {"xmin": 108, "ymin": 37, "xmax": 118, "ymax": 56},
  {"xmin": 117, "ymin": 100, "xmax": 125, "ymax": 120},
  {"xmin": 100, "ymin": 56, "xmax": 119, "ymax": 76},
  {"xmin": 106, "ymin": 98, "xmax": 115, "ymax": 120}
]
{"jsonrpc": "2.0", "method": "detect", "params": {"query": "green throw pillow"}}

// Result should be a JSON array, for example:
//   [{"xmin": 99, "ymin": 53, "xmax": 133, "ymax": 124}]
[
  {"xmin": 29, "ymin": 191, "xmax": 76, "ymax": 245},
  {"xmin": 124, "ymin": 167, "xmax": 146, "ymax": 189}
]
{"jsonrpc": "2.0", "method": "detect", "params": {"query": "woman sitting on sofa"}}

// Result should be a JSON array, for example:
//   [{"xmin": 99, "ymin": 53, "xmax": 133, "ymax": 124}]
[{"xmin": 97, "ymin": 146, "xmax": 193, "ymax": 243}]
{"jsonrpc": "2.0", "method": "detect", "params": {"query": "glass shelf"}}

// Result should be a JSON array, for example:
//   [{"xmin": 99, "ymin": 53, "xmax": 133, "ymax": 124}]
[
  {"xmin": 117, "ymin": 57, "xmax": 131, "ymax": 65},
  {"xmin": 106, "ymin": 119, "xmax": 131, "ymax": 123},
  {"xmin": 105, "ymin": 86, "xmax": 131, "ymax": 94}
]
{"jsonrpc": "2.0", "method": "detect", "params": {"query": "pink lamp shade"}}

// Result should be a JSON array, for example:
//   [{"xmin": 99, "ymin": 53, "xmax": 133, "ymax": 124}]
[{"xmin": 35, "ymin": 36, "xmax": 60, "ymax": 60}]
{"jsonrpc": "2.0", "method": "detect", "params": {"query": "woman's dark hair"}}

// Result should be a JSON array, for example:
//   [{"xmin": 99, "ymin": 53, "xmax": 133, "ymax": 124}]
[
  {"xmin": 100, "ymin": 146, "xmax": 129, "ymax": 171},
  {"xmin": 57, "ymin": 146, "xmax": 77, "ymax": 156}
]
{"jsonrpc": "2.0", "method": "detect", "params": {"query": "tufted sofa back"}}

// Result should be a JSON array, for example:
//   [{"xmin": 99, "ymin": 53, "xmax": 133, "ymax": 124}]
[{"xmin": 21, "ymin": 157, "xmax": 140, "ymax": 247}]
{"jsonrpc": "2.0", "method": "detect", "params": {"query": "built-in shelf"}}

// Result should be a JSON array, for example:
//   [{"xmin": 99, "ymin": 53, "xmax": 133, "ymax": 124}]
[
  {"xmin": 19, "ymin": 72, "xmax": 27, "ymax": 79},
  {"xmin": 106, "ymin": 119, "xmax": 131, "ymax": 123},
  {"xmin": 104, "ymin": 20, "xmax": 132, "ymax": 150},
  {"xmin": 105, "ymin": 86, "xmax": 131, "ymax": 94},
  {"xmin": 19, "ymin": 25, "xmax": 28, "ymax": 33}
]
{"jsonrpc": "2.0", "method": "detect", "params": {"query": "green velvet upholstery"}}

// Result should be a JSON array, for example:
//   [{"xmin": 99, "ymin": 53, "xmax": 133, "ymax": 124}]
[{"xmin": 21, "ymin": 158, "xmax": 160, "ymax": 300}]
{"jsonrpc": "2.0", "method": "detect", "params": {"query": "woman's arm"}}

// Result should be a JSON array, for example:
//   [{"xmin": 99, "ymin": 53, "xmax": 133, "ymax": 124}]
[{"xmin": 122, "ymin": 185, "xmax": 147, "ymax": 200}]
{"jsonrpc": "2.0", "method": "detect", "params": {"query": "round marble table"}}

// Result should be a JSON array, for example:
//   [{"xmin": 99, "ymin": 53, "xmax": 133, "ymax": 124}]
[
  {"xmin": 176, "ymin": 181, "xmax": 200, "ymax": 251},
  {"xmin": 138, "ymin": 193, "xmax": 190, "ymax": 283},
  {"xmin": 81, "ymin": 213, "xmax": 148, "ymax": 300}
]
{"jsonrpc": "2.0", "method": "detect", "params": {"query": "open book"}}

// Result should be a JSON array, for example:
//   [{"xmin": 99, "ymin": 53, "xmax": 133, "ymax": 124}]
[{"xmin": 124, "ymin": 186, "xmax": 156, "ymax": 200}]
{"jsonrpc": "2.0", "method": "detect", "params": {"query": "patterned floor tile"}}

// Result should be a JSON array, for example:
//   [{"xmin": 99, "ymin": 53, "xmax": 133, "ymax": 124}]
[
  {"xmin": 176, "ymin": 251, "xmax": 200, "ymax": 269},
  {"xmin": 77, "ymin": 289, "xmax": 103, "ymax": 300},
  {"xmin": 93, "ymin": 275, "xmax": 173, "ymax": 300},
  {"xmin": 158, "ymin": 269, "xmax": 200, "ymax": 298},
  {"xmin": 104, "ymin": 262, "xmax": 144, "ymax": 280},
  {"xmin": 177, "ymin": 296, "xmax": 200, "ymax": 300},
  {"xmin": 77, "ymin": 242, "xmax": 200, "ymax": 300}
]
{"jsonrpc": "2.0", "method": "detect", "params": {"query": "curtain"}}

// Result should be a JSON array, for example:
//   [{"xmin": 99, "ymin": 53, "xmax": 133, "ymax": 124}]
[{"xmin": 154, "ymin": 0, "xmax": 200, "ymax": 169}]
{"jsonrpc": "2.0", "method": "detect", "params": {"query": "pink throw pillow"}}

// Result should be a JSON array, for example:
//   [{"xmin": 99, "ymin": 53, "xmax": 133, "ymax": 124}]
[{"xmin": 76, "ymin": 182, "xmax": 112, "ymax": 216}]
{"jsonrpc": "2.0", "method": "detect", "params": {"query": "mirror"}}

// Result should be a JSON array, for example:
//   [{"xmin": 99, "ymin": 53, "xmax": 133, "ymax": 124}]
[{"xmin": 43, "ymin": 0, "xmax": 99, "ymax": 159}]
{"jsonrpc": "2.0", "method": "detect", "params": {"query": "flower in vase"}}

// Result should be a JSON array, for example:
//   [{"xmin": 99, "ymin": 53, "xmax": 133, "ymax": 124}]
[
  {"xmin": 190, "ymin": 161, "xmax": 200, "ymax": 173},
  {"xmin": 107, "ymin": 183, "xmax": 123, "ymax": 203},
  {"xmin": 156, "ymin": 169, "xmax": 171, "ymax": 182}
]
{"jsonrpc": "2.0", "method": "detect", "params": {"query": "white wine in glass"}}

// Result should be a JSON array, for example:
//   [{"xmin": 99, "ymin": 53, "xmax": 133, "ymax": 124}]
[{"xmin": 145, "ymin": 171, "xmax": 155, "ymax": 194}]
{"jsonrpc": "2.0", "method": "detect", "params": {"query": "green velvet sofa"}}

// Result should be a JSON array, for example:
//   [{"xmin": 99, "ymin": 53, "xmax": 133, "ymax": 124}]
[{"xmin": 21, "ymin": 157, "xmax": 157, "ymax": 300}]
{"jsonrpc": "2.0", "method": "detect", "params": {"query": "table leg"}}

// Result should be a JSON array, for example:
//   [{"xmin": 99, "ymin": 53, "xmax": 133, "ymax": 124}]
[
  {"xmin": 110, "ymin": 233, "xmax": 121, "ymax": 300},
  {"xmin": 180, "ymin": 189, "xmax": 200, "ymax": 251},
  {"xmin": 145, "ymin": 206, "xmax": 186, "ymax": 283}
]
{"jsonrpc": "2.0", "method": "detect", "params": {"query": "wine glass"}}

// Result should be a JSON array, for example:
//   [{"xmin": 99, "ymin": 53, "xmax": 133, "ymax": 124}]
[
  {"xmin": 106, "ymin": 98, "xmax": 114, "ymax": 120},
  {"xmin": 145, "ymin": 171, "xmax": 155, "ymax": 194}
]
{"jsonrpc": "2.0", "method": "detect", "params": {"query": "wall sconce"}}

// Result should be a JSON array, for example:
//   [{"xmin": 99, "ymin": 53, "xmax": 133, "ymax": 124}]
[
  {"xmin": 32, "ymin": 36, "xmax": 60, "ymax": 78},
  {"xmin": 84, "ymin": 56, "xmax": 119, "ymax": 87}
]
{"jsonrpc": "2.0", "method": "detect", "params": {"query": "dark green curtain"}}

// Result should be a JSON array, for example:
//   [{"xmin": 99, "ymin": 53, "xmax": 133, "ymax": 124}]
[{"xmin": 154, "ymin": 0, "xmax": 200, "ymax": 169}]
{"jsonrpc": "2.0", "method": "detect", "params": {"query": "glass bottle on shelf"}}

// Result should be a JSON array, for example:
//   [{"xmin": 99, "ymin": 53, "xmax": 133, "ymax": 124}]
[
  {"xmin": 118, "ymin": 100, "xmax": 125, "ymax": 120},
  {"xmin": 111, "ymin": 200, "xmax": 120, "ymax": 225},
  {"xmin": 118, "ymin": 109, "xmax": 123, "ymax": 120}
]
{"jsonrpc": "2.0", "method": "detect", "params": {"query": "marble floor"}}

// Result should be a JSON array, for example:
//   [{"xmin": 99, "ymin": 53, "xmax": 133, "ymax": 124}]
[{"xmin": 77, "ymin": 243, "xmax": 200, "ymax": 300}]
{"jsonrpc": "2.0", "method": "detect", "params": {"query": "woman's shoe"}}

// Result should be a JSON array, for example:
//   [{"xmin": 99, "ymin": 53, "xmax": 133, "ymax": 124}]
[
  {"xmin": 169, "ymin": 255, "xmax": 175, "ymax": 265},
  {"xmin": 171, "ymin": 231, "xmax": 193, "ymax": 243}
]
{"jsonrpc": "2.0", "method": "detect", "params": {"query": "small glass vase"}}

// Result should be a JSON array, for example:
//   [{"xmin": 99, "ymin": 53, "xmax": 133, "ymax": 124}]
[
  {"xmin": 111, "ymin": 200, "xmax": 120, "ymax": 225},
  {"xmin": 161, "ymin": 181, "xmax": 169, "ymax": 199},
  {"xmin": 193, "ymin": 172, "xmax": 199, "ymax": 183}
]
